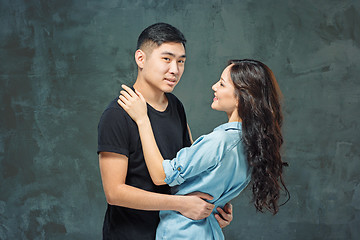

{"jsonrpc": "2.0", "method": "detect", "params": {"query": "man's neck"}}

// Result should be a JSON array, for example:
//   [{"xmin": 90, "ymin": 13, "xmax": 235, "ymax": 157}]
[{"xmin": 133, "ymin": 78, "xmax": 168, "ymax": 112}]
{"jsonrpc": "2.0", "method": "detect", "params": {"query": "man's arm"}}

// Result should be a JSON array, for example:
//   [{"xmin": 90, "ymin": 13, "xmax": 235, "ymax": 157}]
[
  {"xmin": 99, "ymin": 151, "xmax": 214, "ymax": 220},
  {"xmin": 215, "ymin": 203, "xmax": 233, "ymax": 228}
]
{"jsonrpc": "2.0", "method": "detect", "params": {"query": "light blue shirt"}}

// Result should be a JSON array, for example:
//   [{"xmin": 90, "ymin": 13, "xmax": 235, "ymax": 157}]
[{"xmin": 157, "ymin": 122, "xmax": 251, "ymax": 240}]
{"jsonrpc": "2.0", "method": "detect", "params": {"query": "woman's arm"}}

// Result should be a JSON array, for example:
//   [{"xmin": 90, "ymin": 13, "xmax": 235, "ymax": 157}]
[
  {"xmin": 119, "ymin": 86, "xmax": 225, "ymax": 187},
  {"xmin": 118, "ymin": 85, "xmax": 166, "ymax": 185},
  {"xmin": 187, "ymin": 124, "xmax": 194, "ymax": 144},
  {"xmin": 135, "ymin": 118, "xmax": 167, "ymax": 185}
]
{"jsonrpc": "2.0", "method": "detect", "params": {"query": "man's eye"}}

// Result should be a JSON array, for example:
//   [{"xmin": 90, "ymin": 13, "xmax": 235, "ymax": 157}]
[
  {"xmin": 178, "ymin": 60, "xmax": 185, "ymax": 63},
  {"xmin": 220, "ymin": 82, "xmax": 224, "ymax": 87},
  {"xmin": 163, "ymin": 58, "xmax": 170, "ymax": 61}
]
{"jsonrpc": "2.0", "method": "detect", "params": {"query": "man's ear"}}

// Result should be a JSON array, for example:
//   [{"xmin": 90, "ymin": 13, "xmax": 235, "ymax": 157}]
[{"xmin": 135, "ymin": 49, "xmax": 146, "ymax": 69}]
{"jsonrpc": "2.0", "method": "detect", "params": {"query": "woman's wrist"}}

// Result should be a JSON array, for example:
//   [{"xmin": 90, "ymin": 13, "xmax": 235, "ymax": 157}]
[{"xmin": 136, "ymin": 116, "xmax": 150, "ymax": 127}]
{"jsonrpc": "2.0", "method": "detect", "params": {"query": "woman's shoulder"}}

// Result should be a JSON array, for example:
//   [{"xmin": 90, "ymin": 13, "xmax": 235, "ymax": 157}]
[{"xmin": 194, "ymin": 127, "xmax": 241, "ymax": 149}]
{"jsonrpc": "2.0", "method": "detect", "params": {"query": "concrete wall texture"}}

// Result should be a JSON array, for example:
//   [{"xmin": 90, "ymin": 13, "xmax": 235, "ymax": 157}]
[{"xmin": 0, "ymin": 0, "xmax": 359, "ymax": 239}]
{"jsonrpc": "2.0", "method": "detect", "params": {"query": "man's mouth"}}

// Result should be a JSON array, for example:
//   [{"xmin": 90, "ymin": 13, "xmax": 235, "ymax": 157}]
[{"xmin": 165, "ymin": 78, "xmax": 177, "ymax": 86}]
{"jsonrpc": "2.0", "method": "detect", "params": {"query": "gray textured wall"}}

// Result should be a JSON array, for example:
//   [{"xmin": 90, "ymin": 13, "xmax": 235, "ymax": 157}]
[{"xmin": 1, "ymin": 0, "xmax": 359, "ymax": 239}]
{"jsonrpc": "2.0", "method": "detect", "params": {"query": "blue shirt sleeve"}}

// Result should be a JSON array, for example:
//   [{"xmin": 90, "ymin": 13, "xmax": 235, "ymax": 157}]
[{"xmin": 163, "ymin": 131, "xmax": 237, "ymax": 186}]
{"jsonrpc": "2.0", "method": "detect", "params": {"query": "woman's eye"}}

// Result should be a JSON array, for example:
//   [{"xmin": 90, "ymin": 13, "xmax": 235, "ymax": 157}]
[{"xmin": 220, "ymin": 82, "xmax": 224, "ymax": 87}]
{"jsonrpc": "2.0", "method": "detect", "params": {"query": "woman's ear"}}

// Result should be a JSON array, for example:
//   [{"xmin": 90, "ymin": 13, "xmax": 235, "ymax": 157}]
[{"xmin": 135, "ymin": 49, "xmax": 146, "ymax": 69}]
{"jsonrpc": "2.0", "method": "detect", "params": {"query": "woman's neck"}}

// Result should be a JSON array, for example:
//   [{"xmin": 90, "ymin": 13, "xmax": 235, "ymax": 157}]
[{"xmin": 227, "ymin": 110, "xmax": 242, "ymax": 123}]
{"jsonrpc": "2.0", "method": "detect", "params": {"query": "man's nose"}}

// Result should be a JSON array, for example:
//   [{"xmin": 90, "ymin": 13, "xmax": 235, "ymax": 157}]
[{"xmin": 169, "ymin": 61, "xmax": 179, "ymax": 75}]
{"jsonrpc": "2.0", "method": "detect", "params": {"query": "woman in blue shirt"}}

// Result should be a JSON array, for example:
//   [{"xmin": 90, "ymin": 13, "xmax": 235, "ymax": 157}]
[{"xmin": 118, "ymin": 59, "xmax": 289, "ymax": 239}]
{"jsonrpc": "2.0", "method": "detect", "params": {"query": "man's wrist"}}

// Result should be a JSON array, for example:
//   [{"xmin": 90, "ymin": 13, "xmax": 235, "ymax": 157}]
[{"xmin": 170, "ymin": 195, "xmax": 185, "ymax": 212}]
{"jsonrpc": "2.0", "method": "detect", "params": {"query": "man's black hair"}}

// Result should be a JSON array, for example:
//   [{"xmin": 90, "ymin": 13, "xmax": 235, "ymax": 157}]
[{"xmin": 137, "ymin": 23, "xmax": 186, "ymax": 50}]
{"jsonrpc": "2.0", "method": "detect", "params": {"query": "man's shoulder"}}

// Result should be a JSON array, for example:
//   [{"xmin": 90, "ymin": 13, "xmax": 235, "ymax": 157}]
[
  {"xmin": 102, "ymin": 98, "xmax": 127, "ymax": 115},
  {"xmin": 99, "ymin": 98, "xmax": 130, "ymax": 124}
]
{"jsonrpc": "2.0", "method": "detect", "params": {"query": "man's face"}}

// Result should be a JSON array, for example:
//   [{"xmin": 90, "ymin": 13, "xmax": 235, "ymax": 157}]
[{"xmin": 141, "ymin": 42, "xmax": 186, "ymax": 93}]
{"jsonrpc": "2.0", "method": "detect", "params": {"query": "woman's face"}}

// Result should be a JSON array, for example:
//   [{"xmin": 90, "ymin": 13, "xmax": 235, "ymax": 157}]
[{"xmin": 211, "ymin": 65, "xmax": 238, "ymax": 115}]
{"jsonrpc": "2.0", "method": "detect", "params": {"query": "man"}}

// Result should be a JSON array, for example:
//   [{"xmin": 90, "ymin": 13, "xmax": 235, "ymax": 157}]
[{"xmin": 98, "ymin": 23, "xmax": 232, "ymax": 240}]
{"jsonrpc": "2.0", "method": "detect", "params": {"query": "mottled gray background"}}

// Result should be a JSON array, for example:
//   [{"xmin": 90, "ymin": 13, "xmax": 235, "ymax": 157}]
[{"xmin": 1, "ymin": 0, "xmax": 359, "ymax": 239}]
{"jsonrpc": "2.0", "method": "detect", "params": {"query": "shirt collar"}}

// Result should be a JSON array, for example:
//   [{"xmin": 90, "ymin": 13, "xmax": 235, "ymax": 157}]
[{"xmin": 214, "ymin": 122, "xmax": 242, "ymax": 132}]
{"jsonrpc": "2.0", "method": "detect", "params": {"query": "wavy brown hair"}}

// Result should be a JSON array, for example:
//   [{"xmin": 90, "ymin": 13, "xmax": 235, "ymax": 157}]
[{"xmin": 228, "ymin": 59, "xmax": 289, "ymax": 214}]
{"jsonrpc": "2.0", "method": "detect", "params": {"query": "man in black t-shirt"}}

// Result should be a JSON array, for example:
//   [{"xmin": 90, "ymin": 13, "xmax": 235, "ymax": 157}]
[{"xmin": 98, "ymin": 23, "xmax": 233, "ymax": 240}]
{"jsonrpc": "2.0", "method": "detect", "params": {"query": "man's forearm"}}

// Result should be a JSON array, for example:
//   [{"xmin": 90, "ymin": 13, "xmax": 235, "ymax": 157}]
[
  {"xmin": 106, "ymin": 183, "xmax": 182, "ymax": 211},
  {"xmin": 105, "ymin": 183, "xmax": 215, "ymax": 220}
]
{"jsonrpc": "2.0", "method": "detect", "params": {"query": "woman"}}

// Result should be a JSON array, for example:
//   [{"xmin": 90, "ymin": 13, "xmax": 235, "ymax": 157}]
[{"xmin": 118, "ymin": 59, "xmax": 289, "ymax": 239}]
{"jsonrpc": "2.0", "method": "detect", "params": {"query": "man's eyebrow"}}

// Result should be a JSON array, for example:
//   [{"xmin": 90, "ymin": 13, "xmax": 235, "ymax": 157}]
[{"xmin": 161, "ymin": 51, "xmax": 186, "ymax": 58}]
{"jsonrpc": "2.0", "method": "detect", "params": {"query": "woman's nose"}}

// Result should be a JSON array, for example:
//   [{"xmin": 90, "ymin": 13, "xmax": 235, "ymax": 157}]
[{"xmin": 212, "ymin": 82, "xmax": 218, "ymax": 91}]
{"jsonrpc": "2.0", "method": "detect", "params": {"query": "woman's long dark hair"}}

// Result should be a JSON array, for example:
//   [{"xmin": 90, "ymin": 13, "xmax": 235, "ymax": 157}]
[{"xmin": 229, "ymin": 59, "xmax": 289, "ymax": 214}]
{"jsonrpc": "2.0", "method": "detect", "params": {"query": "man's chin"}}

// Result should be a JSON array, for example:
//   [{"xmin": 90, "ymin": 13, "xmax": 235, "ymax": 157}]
[{"xmin": 162, "ymin": 85, "xmax": 176, "ymax": 93}]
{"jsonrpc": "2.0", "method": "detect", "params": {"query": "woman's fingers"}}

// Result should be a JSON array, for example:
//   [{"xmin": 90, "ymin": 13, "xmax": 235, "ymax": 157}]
[
  {"xmin": 118, "ymin": 85, "xmax": 147, "ymax": 118},
  {"xmin": 119, "ymin": 85, "xmax": 145, "ymax": 105},
  {"xmin": 134, "ymin": 89, "xmax": 146, "ymax": 102},
  {"xmin": 117, "ymin": 99, "xmax": 125, "ymax": 108},
  {"xmin": 121, "ymin": 84, "xmax": 137, "ymax": 98},
  {"xmin": 118, "ymin": 95, "xmax": 129, "ymax": 106},
  {"xmin": 120, "ymin": 90, "xmax": 132, "ymax": 101}
]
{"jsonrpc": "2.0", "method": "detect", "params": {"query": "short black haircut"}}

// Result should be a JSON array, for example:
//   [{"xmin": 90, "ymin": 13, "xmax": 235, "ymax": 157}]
[{"xmin": 137, "ymin": 23, "xmax": 186, "ymax": 50}]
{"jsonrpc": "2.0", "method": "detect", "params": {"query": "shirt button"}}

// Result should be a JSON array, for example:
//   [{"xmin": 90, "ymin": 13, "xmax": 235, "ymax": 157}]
[{"xmin": 177, "ymin": 167, "xmax": 181, "ymax": 171}]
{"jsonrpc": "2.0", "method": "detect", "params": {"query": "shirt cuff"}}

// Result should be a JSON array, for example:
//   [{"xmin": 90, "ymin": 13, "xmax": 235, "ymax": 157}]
[
  {"xmin": 97, "ymin": 145, "xmax": 129, "ymax": 157},
  {"xmin": 163, "ymin": 159, "xmax": 185, "ymax": 187}
]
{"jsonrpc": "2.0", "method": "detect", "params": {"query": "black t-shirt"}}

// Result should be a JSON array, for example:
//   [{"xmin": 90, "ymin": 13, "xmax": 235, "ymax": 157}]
[{"xmin": 97, "ymin": 93, "xmax": 191, "ymax": 240}]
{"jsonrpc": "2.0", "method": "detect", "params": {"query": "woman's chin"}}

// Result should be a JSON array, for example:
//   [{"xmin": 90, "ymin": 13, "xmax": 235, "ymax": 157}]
[{"xmin": 211, "ymin": 103, "xmax": 218, "ymax": 110}]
